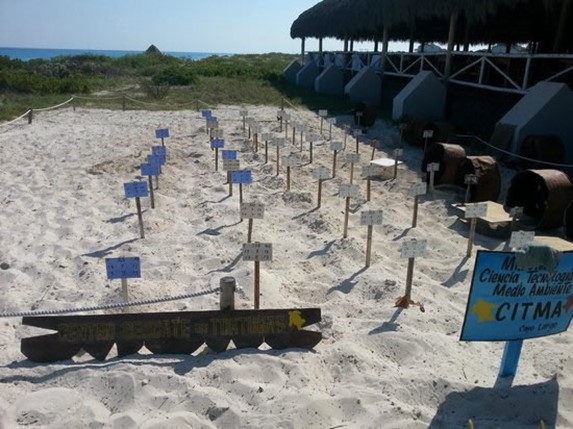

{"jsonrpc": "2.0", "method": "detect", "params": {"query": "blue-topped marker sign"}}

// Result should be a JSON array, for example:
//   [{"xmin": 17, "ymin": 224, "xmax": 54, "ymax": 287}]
[
  {"xmin": 147, "ymin": 154, "xmax": 166, "ymax": 166},
  {"xmin": 105, "ymin": 257, "xmax": 141, "ymax": 280},
  {"xmin": 141, "ymin": 163, "xmax": 160, "ymax": 177},
  {"xmin": 210, "ymin": 138, "xmax": 225, "ymax": 149},
  {"xmin": 201, "ymin": 109, "xmax": 212, "ymax": 118},
  {"xmin": 231, "ymin": 170, "xmax": 252, "ymax": 185},
  {"xmin": 461, "ymin": 250, "xmax": 573, "ymax": 341},
  {"xmin": 124, "ymin": 181, "xmax": 149, "ymax": 198},
  {"xmin": 152, "ymin": 146, "xmax": 167, "ymax": 157},
  {"xmin": 155, "ymin": 128, "xmax": 169, "ymax": 139},
  {"xmin": 221, "ymin": 150, "xmax": 237, "ymax": 160}
]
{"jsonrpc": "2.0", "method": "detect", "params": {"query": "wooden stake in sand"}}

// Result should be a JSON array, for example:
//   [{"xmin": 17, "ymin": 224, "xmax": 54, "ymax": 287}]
[
  {"xmin": 290, "ymin": 121, "xmax": 298, "ymax": 146},
  {"xmin": 272, "ymin": 137, "xmax": 287, "ymax": 176},
  {"xmin": 242, "ymin": 242, "xmax": 272, "ymax": 309},
  {"xmin": 282, "ymin": 112, "xmax": 291, "ymax": 139},
  {"xmin": 123, "ymin": 181, "xmax": 149, "ymax": 239},
  {"xmin": 361, "ymin": 164, "xmax": 383, "ymax": 202},
  {"xmin": 318, "ymin": 109, "xmax": 328, "ymax": 134},
  {"xmin": 393, "ymin": 148, "xmax": 403, "ymax": 180},
  {"xmin": 464, "ymin": 174, "xmax": 478, "ymax": 204},
  {"xmin": 240, "ymin": 202, "xmax": 265, "ymax": 243},
  {"xmin": 231, "ymin": 170, "xmax": 253, "ymax": 219},
  {"xmin": 140, "ymin": 162, "xmax": 160, "ymax": 209},
  {"xmin": 330, "ymin": 141, "xmax": 343, "ymax": 178},
  {"xmin": 409, "ymin": 182, "xmax": 427, "ymax": 228},
  {"xmin": 327, "ymin": 117, "xmax": 336, "ymax": 140},
  {"xmin": 277, "ymin": 109, "xmax": 285, "ymax": 132},
  {"xmin": 210, "ymin": 138, "xmax": 225, "ymax": 171},
  {"xmin": 353, "ymin": 129, "xmax": 362, "ymax": 153},
  {"xmin": 146, "ymin": 153, "xmax": 165, "ymax": 190},
  {"xmin": 306, "ymin": 132, "xmax": 319, "ymax": 164},
  {"xmin": 155, "ymin": 128, "xmax": 170, "ymax": 147},
  {"xmin": 282, "ymin": 154, "xmax": 301, "ymax": 191},
  {"xmin": 345, "ymin": 152, "xmax": 360, "ymax": 183},
  {"xmin": 422, "ymin": 129, "xmax": 434, "ymax": 157},
  {"xmin": 465, "ymin": 202, "xmax": 488, "ymax": 257},
  {"xmin": 105, "ymin": 256, "xmax": 141, "ymax": 313},
  {"xmin": 395, "ymin": 239, "xmax": 427, "ymax": 311},
  {"xmin": 339, "ymin": 183, "xmax": 360, "ymax": 238},
  {"xmin": 251, "ymin": 123, "xmax": 261, "ymax": 152},
  {"xmin": 370, "ymin": 139, "xmax": 380, "ymax": 161},
  {"xmin": 426, "ymin": 162, "xmax": 440, "ymax": 195},
  {"xmin": 261, "ymin": 133, "xmax": 272, "ymax": 164},
  {"xmin": 361, "ymin": 210, "xmax": 384, "ymax": 267},
  {"xmin": 222, "ymin": 156, "xmax": 240, "ymax": 196},
  {"xmin": 299, "ymin": 124, "xmax": 306, "ymax": 151},
  {"xmin": 239, "ymin": 109, "xmax": 248, "ymax": 132},
  {"xmin": 509, "ymin": 206, "xmax": 524, "ymax": 232},
  {"xmin": 312, "ymin": 167, "xmax": 330, "ymax": 208}
]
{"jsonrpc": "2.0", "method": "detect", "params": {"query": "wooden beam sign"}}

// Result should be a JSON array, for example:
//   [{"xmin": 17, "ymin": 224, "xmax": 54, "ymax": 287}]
[
  {"xmin": 508, "ymin": 230, "xmax": 535, "ymax": 250},
  {"xmin": 361, "ymin": 165, "xmax": 383, "ymax": 202},
  {"xmin": 105, "ymin": 256, "xmax": 141, "ymax": 313},
  {"xmin": 345, "ymin": 152, "xmax": 360, "ymax": 184},
  {"xmin": 395, "ymin": 238, "xmax": 427, "ymax": 311},
  {"xmin": 313, "ymin": 166, "xmax": 330, "ymax": 208},
  {"xmin": 339, "ymin": 183, "xmax": 360, "ymax": 238},
  {"xmin": 210, "ymin": 138, "xmax": 225, "ymax": 171},
  {"xmin": 282, "ymin": 154, "xmax": 301, "ymax": 191},
  {"xmin": 123, "ymin": 181, "xmax": 148, "ymax": 239},
  {"xmin": 241, "ymin": 202, "xmax": 265, "ymax": 243},
  {"xmin": 361, "ymin": 209, "xmax": 383, "ymax": 267},
  {"xmin": 243, "ymin": 242, "xmax": 272, "ymax": 309},
  {"xmin": 465, "ymin": 202, "xmax": 488, "ymax": 257},
  {"xmin": 20, "ymin": 307, "xmax": 322, "ymax": 362},
  {"xmin": 231, "ymin": 170, "xmax": 252, "ymax": 216}
]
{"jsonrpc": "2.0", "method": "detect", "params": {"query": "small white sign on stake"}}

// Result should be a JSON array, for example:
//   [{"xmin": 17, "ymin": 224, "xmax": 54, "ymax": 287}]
[
  {"xmin": 423, "ymin": 130, "xmax": 434, "ymax": 139},
  {"xmin": 362, "ymin": 165, "xmax": 383, "ymax": 178},
  {"xmin": 361, "ymin": 210, "xmax": 384, "ymax": 226},
  {"xmin": 339, "ymin": 183, "xmax": 360, "ymax": 198},
  {"xmin": 394, "ymin": 148, "xmax": 404, "ymax": 157},
  {"xmin": 307, "ymin": 133, "xmax": 320, "ymax": 142},
  {"xmin": 330, "ymin": 141, "xmax": 343, "ymax": 151},
  {"xmin": 426, "ymin": 162, "xmax": 440, "ymax": 172},
  {"xmin": 410, "ymin": 182, "xmax": 428, "ymax": 196},
  {"xmin": 353, "ymin": 129, "xmax": 362, "ymax": 137},
  {"xmin": 465, "ymin": 202, "xmax": 488, "ymax": 219},
  {"xmin": 464, "ymin": 174, "xmax": 478, "ymax": 185},
  {"xmin": 509, "ymin": 231, "xmax": 535, "ymax": 249},
  {"xmin": 277, "ymin": 110, "xmax": 285, "ymax": 119},
  {"xmin": 327, "ymin": 118, "xmax": 336, "ymax": 125},
  {"xmin": 261, "ymin": 132, "xmax": 272, "ymax": 141},
  {"xmin": 272, "ymin": 137, "xmax": 286, "ymax": 148},
  {"xmin": 510, "ymin": 206, "xmax": 524, "ymax": 217},
  {"xmin": 282, "ymin": 112, "xmax": 291, "ymax": 121},
  {"xmin": 241, "ymin": 202, "xmax": 265, "ymax": 219},
  {"xmin": 222, "ymin": 159, "xmax": 241, "ymax": 171},
  {"xmin": 239, "ymin": 109, "xmax": 248, "ymax": 117},
  {"xmin": 243, "ymin": 243, "xmax": 273, "ymax": 261},
  {"xmin": 318, "ymin": 109, "xmax": 328, "ymax": 117},
  {"xmin": 346, "ymin": 153, "xmax": 360, "ymax": 163},
  {"xmin": 282, "ymin": 154, "xmax": 301, "ymax": 168},
  {"xmin": 313, "ymin": 167, "xmax": 330, "ymax": 180},
  {"xmin": 400, "ymin": 239, "xmax": 428, "ymax": 259}
]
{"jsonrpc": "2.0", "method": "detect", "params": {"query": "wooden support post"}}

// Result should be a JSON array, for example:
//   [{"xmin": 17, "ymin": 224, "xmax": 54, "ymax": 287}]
[
  {"xmin": 332, "ymin": 150, "xmax": 338, "ymax": 178},
  {"xmin": 148, "ymin": 176, "xmax": 155, "ymax": 209},
  {"xmin": 365, "ymin": 225, "xmax": 373, "ymax": 267},
  {"xmin": 367, "ymin": 177, "xmax": 372, "ymax": 202},
  {"xmin": 254, "ymin": 133, "xmax": 258, "ymax": 152},
  {"xmin": 219, "ymin": 276, "xmax": 236, "ymax": 311},
  {"xmin": 72, "ymin": 97, "xmax": 76, "ymax": 112},
  {"xmin": 265, "ymin": 139, "xmax": 269, "ymax": 164},
  {"xmin": 404, "ymin": 258, "xmax": 414, "ymax": 302},
  {"xmin": 242, "ymin": 116, "xmax": 246, "ymax": 132},
  {"xmin": 121, "ymin": 278, "xmax": 129, "ymax": 313},
  {"xmin": 300, "ymin": 129, "xmax": 303, "ymax": 150},
  {"xmin": 467, "ymin": 217, "xmax": 477, "ymax": 257},
  {"xmin": 444, "ymin": 10, "xmax": 458, "ymax": 80},
  {"xmin": 356, "ymin": 135, "xmax": 360, "ymax": 153},
  {"xmin": 248, "ymin": 218, "xmax": 254, "ymax": 243},
  {"xmin": 28, "ymin": 109, "xmax": 33, "ymax": 124},
  {"xmin": 284, "ymin": 120, "xmax": 288, "ymax": 139},
  {"xmin": 343, "ymin": 197, "xmax": 350, "ymax": 238},
  {"xmin": 320, "ymin": 117, "xmax": 324, "ymax": 134},
  {"xmin": 412, "ymin": 196, "xmax": 419, "ymax": 228},
  {"xmin": 254, "ymin": 261, "xmax": 261, "ymax": 309},
  {"xmin": 215, "ymin": 148, "xmax": 219, "ymax": 171},
  {"xmin": 248, "ymin": 125, "xmax": 251, "ymax": 140},
  {"xmin": 135, "ymin": 197, "xmax": 144, "ymax": 239},
  {"xmin": 239, "ymin": 184, "xmax": 243, "ymax": 205},
  {"xmin": 310, "ymin": 141, "xmax": 314, "ymax": 164},
  {"xmin": 276, "ymin": 146, "xmax": 280, "ymax": 176},
  {"xmin": 292, "ymin": 126, "xmax": 296, "ymax": 146},
  {"xmin": 317, "ymin": 179, "xmax": 323, "ymax": 208},
  {"xmin": 286, "ymin": 166, "xmax": 291, "ymax": 191},
  {"xmin": 349, "ymin": 163, "xmax": 355, "ymax": 184},
  {"xmin": 155, "ymin": 175, "xmax": 159, "ymax": 191},
  {"xmin": 229, "ymin": 176, "xmax": 233, "ymax": 196}
]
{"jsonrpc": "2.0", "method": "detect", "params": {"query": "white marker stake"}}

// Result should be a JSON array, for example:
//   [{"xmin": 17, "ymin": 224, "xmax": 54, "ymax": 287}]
[
  {"xmin": 361, "ymin": 210, "xmax": 383, "ymax": 267},
  {"xmin": 370, "ymin": 139, "xmax": 380, "ymax": 161},
  {"xmin": 328, "ymin": 117, "xmax": 336, "ymax": 140},
  {"xmin": 222, "ymin": 159, "xmax": 240, "ymax": 197},
  {"xmin": 362, "ymin": 165, "xmax": 382, "ymax": 202},
  {"xmin": 331, "ymin": 141, "xmax": 343, "ymax": 178},
  {"xmin": 354, "ymin": 129, "xmax": 362, "ymax": 153},
  {"xmin": 393, "ymin": 148, "xmax": 403, "ymax": 180},
  {"xmin": 510, "ymin": 206, "xmax": 524, "ymax": 231},
  {"xmin": 299, "ymin": 124, "xmax": 306, "ymax": 151},
  {"xmin": 241, "ymin": 203, "xmax": 265, "ymax": 243},
  {"xmin": 243, "ymin": 242, "xmax": 272, "ymax": 309},
  {"xmin": 423, "ymin": 129, "xmax": 434, "ymax": 157},
  {"xmin": 340, "ymin": 184, "xmax": 360, "ymax": 238},
  {"xmin": 272, "ymin": 138, "xmax": 286, "ymax": 176},
  {"xmin": 346, "ymin": 152, "xmax": 360, "ymax": 184},
  {"xmin": 318, "ymin": 109, "xmax": 328, "ymax": 134},
  {"xmin": 291, "ymin": 121, "xmax": 297, "ymax": 146},
  {"xmin": 410, "ymin": 182, "xmax": 427, "ymax": 228},
  {"xmin": 261, "ymin": 133, "xmax": 271, "ymax": 164},
  {"xmin": 396, "ymin": 239, "xmax": 427, "ymax": 311},
  {"xmin": 306, "ymin": 132, "xmax": 319, "ymax": 164},
  {"xmin": 277, "ymin": 110, "xmax": 285, "ymax": 132},
  {"xmin": 465, "ymin": 202, "xmax": 488, "ymax": 257},
  {"xmin": 283, "ymin": 112, "xmax": 291, "ymax": 139},
  {"xmin": 313, "ymin": 167, "xmax": 330, "ymax": 208},
  {"xmin": 464, "ymin": 174, "xmax": 478, "ymax": 204},
  {"xmin": 427, "ymin": 162, "xmax": 440, "ymax": 195},
  {"xmin": 282, "ymin": 154, "xmax": 300, "ymax": 191}
]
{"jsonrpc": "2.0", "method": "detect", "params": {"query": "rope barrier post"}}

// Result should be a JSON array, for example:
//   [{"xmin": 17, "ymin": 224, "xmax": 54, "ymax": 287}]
[
  {"xmin": 27, "ymin": 109, "xmax": 33, "ymax": 124},
  {"xmin": 219, "ymin": 277, "xmax": 236, "ymax": 311}
]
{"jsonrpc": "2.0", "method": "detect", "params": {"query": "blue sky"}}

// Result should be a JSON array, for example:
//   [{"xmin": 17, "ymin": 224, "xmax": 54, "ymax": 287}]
[{"xmin": 0, "ymin": 0, "xmax": 391, "ymax": 54}]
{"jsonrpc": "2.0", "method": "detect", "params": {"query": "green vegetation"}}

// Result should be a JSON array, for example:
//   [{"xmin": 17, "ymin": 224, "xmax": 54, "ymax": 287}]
[{"xmin": 0, "ymin": 50, "xmax": 356, "ymax": 121}]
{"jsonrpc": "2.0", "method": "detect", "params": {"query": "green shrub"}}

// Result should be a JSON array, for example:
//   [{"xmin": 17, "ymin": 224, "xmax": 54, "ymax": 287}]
[{"xmin": 151, "ymin": 66, "xmax": 197, "ymax": 86}]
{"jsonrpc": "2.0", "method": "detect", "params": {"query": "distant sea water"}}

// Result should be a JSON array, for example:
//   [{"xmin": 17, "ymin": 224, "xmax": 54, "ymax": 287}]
[{"xmin": 0, "ymin": 47, "xmax": 231, "ymax": 61}]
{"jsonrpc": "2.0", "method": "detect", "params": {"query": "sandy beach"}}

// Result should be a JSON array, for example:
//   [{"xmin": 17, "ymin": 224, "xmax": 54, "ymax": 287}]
[{"xmin": 0, "ymin": 105, "xmax": 571, "ymax": 428}]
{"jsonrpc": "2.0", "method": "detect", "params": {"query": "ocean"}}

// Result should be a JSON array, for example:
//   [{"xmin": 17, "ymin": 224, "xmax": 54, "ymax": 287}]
[{"xmin": 0, "ymin": 47, "xmax": 230, "ymax": 61}]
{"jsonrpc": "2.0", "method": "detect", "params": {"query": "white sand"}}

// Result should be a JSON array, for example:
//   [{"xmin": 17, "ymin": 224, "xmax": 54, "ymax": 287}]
[{"xmin": 0, "ymin": 105, "xmax": 571, "ymax": 428}]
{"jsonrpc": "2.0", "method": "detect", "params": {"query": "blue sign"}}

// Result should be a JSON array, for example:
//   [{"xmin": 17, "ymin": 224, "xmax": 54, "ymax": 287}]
[
  {"xmin": 152, "ymin": 146, "xmax": 167, "ymax": 157},
  {"xmin": 210, "ymin": 139, "xmax": 225, "ymax": 149},
  {"xmin": 147, "ymin": 154, "xmax": 166, "ymax": 166},
  {"xmin": 231, "ymin": 170, "xmax": 252, "ymax": 185},
  {"xmin": 124, "ymin": 181, "xmax": 149, "ymax": 198},
  {"xmin": 461, "ymin": 251, "xmax": 573, "ymax": 341},
  {"xmin": 105, "ymin": 257, "xmax": 141, "ymax": 280},
  {"xmin": 201, "ymin": 110, "xmax": 212, "ymax": 118},
  {"xmin": 221, "ymin": 150, "xmax": 237, "ymax": 160},
  {"xmin": 141, "ymin": 163, "xmax": 160, "ymax": 177},
  {"xmin": 155, "ymin": 128, "xmax": 169, "ymax": 139}
]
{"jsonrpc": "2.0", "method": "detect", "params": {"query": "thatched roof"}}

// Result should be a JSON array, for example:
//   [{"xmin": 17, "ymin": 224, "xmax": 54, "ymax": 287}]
[{"xmin": 290, "ymin": 0, "xmax": 572, "ymax": 51}]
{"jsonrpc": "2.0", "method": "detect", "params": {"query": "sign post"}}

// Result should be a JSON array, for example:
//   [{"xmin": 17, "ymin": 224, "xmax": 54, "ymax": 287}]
[
  {"xmin": 339, "ymin": 183, "xmax": 360, "ymax": 238},
  {"xmin": 318, "ymin": 109, "xmax": 328, "ymax": 134},
  {"xmin": 140, "ymin": 163, "xmax": 160, "ymax": 209},
  {"xmin": 361, "ymin": 210, "xmax": 384, "ymax": 267},
  {"xmin": 327, "ymin": 117, "xmax": 336, "ymax": 140},
  {"xmin": 239, "ymin": 109, "xmax": 248, "ymax": 132},
  {"xmin": 353, "ymin": 129, "xmax": 362, "ymax": 153},
  {"xmin": 282, "ymin": 112, "xmax": 291, "ymax": 139},
  {"xmin": 313, "ymin": 167, "xmax": 330, "ymax": 208},
  {"xmin": 241, "ymin": 203, "xmax": 265, "ymax": 243},
  {"xmin": 361, "ymin": 165, "xmax": 383, "ymax": 202},
  {"xmin": 393, "ymin": 148, "xmax": 403, "ymax": 180},
  {"xmin": 291, "ymin": 121, "xmax": 298, "ymax": 146},
  {"xmin": 272, "ymin": 137, "xmax": 287, "ymax": 176},
  {"xmin": 222, "ymin": 157, "xmax": 240, "ymax": 197},
  {"xmin": 155, "ymin": 128, "xmax": 169, "ymax": 147},
  {"xmin": 282, "ymin": 154, "xmax": 301, "ymax": 191},
  {"xmin": 426, "ymin": 162, "xmax": 440, "ymax": 195},
  {"xmin": 465, "ymin": 202, "xmax": 488, "ymax": 257},
  {"xmin": 277, "ymin": 109, "xmax": 285, "ymax": 132},
  {"xmin": 242, "ymin": 242, "xmax": 273, "ymax": 309},
  {"xmin": 231, "ymin": 170, "xmax": 253, "ymax": 219},
  {"xmin": 330, "ymin": 141, "xmax": 343, "ymax": 178},
  {"xmin": 252, "ymin": 123, "xmax": 261, "ymax": 152},
  {"xmin": 299, "ymin": 124, "xmax": 306, "ymax": 151},
  {"xmin": 464, "ymin": 174, "xmax": 478, "ymax": 204},
  {"xmin": 210, "ymin": 138, "xmax": 225, "ymax": 171},
  {"xmin": 306, "ymin": 132, "xmax": 319, "ymax": 164},
  {"xmin": 345, "ymin": 152, "xmax": 360, "ymax": 184},
  {"xmin": 460, "ymin": 250, "xmax": 573, "ymax": 377},
  {"xmin": 422, "ymin": 129, "xmax": 434, "ymax": 156},
  {"xmin": 410, "ymin": 182, "xmax": 427, "ymax": 228},
  {"xmin": 261, "ymin": 133, "xmax": 272, "ymax": 164},
  {"xmin": 147, "ymin": 152, "xmax": 165, "ymax": 190},
  {"xmin": 105, "ymin": 256, "xmax": 141, "ymax": 313},
  {"xmin": 396, "ymin": 239, "xmax": 427, "ymax": 310},
  {"xmin": 124, "ymin": 182, "xmax": 148, "ymax": 239},
  {"xmin": 370, "ymin": 139, "xmax": 380, "ymax": 161}
]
